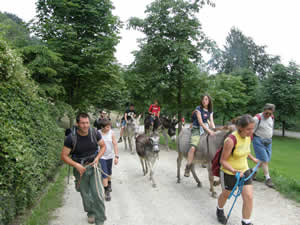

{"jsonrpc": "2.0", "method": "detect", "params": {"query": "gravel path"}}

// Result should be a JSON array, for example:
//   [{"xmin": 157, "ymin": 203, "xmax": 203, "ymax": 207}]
[{"xmin": 50, "ymin": 129, "xmax": 300, "ymax": 225}]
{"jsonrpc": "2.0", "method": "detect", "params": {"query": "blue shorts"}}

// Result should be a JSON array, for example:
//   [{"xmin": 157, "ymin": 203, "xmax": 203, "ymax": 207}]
[
  {"xmin": 100, "ymin": 158, "xmax": 113, "ymax": 178},
  {"xmin": 253, "ymin": 135, "xmax": 272, "ymax": 162},
  {"xmin": 121, "ymin": 120, "xmax": 126, "ymax": 127}
]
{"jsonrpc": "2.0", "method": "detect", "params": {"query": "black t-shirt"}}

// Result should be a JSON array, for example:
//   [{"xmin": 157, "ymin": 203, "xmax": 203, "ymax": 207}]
[
  {"xmin": 122, "ymin": 109, "xmax": 136, "ymax": 120},
  {"xmin": 64, "ymin": 129, "xmax": 102, "ymax": 158}
]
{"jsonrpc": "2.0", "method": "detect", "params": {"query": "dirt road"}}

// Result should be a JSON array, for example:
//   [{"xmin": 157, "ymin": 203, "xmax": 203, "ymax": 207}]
[{"xmin": 50, "ymin": 130, "xmax": 300, "ymax": 225}]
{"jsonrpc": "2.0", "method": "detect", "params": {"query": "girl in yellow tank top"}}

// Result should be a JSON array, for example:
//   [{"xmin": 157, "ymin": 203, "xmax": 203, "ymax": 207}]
[
  {"xmin": 217, "ymin": 115, "xmax": 259, "ymax": 225},
  {"xmin": 221, "ymin": 130, "xmax": 251, "ymax": 175}
]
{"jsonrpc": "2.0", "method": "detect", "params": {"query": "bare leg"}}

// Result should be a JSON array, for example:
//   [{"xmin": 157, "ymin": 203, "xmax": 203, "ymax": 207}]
[
  {"xmin": 241, "ymin": 185, "xmax": 253, "ymax": 219},
  {"xmin": 191, "ymin": 164, "xmax": 202, "ymax": 188},
  {"xmin": 187, "ymin": 146, "xmax": 196, "ymax": 165},
  {"xmin": 262, "ymin": 162, "xmax": 269, "ymax": 178},
  {"xmin": 217, "ymin": 189, "xmax": 231, "ymax": 209},
  {"xmin": 177, "ymin": 152, "xmax": 183, "ymax": 183},
  {"xmin": 103, "ymin": 178, "xmax": 108, "ymax": 187}
]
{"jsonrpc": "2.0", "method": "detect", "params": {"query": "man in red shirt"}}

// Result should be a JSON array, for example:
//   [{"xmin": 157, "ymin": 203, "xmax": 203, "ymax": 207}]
[{"xmin": 148, "ymin": 100, "xmax": 161, "ymax": 126}]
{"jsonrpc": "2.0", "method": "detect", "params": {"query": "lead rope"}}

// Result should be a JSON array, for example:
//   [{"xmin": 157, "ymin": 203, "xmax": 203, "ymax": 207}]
[
  {"xmin": 225, "ymin": 162, "xmax": 261, "ymax": 225},
  {"xmin": 94, "ymin": 164, "xmax": 104, "ymax": 202}
]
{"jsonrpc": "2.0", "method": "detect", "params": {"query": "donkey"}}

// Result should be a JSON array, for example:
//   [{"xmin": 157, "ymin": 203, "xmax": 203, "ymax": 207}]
[
  {"xmin": 144, "ymin": 115, "xmax": 178, "ymax": 151},
  {"xmin": 136, "ymin": 132, "xmax": 160, "ymax": 187},
  {"xmin": 177, "ymin": 126, "xmax": 235, "ymax": 197},
  {"xmin": 123, "ymin": 116, "xmax": 140, "ymax": 154}
]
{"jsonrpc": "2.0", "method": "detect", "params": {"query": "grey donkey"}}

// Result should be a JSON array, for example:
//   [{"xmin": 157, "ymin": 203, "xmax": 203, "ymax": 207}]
[
  {"xmin": 177, "ymin": 126, "xmax": 235, "ymax": 197},
  {"xmin": 136, "ymin": 132, "xmax": 160, "ymax": 188}
]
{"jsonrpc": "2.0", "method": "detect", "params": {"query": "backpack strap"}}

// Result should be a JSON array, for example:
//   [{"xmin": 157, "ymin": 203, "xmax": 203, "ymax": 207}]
[
  {"xmin": 254, "ymin": 113, "xmax": 262, "ymax": 135},
  {"xmin": 228, "ymin": 134, "xmax": 237, "ymax": 155}
]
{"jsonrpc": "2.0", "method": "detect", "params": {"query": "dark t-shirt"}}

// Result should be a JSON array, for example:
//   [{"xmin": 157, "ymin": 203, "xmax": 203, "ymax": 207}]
[
  {"xmin": 64, "ymin": 129, "xmax": 102, "ymax": 158},
  {"xmin": 122, "ymin": 109, "xmax": 136, "ymax": 120}
]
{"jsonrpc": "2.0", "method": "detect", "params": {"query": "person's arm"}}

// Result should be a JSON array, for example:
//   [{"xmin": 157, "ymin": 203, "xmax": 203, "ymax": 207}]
[
  {"xmin": 112, "ymin": 133, "xmax": 119, "ymax": 165},
  {"xmin": 248, "ymin": 153, "xmax": 259, "ymax": 164},
  {"xmin": 157, "ymin": 106, "xmax": 160, "ymax": 117},
  {"xmin": 61, "ymin": 146, "xmax": 86, "ymax": 176},
  {"xmin": 220, "ymin": 138, "xmax": 244, "ymax": 177},
  {"xmin": 92, "ymin": 139, "xmax": 106, "ymax": 167},
  {"xmin": 196, "ymin": 111, "xmax": 215, "ymax": 135},
  {"xmin": 148, "ymin": 105, "xmax": 153, "ymax": 114},
  {"xmin": 124, "ymin": 112, "xmax": 128, "ymax": 122},
  {"xmin": 209, "ymin": 113, "xmax": 216, "ymax": 129}
]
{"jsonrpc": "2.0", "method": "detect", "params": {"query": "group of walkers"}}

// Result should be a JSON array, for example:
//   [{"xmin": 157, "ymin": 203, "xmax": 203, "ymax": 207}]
[{"xmin": 60, "ymin": 95, "xmax": 275, "ymax": 225}]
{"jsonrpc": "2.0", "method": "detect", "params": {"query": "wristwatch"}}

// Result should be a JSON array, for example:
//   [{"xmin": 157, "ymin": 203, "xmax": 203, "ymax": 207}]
[{"xmin": 115, "ymin": 155, "xmax": 119, "ymax": 159}]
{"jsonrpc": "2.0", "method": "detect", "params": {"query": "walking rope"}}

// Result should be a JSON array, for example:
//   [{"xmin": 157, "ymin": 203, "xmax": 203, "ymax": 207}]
[{"xmin": 225, "ymin": 162, "xmax": 261, "ymax": 225}]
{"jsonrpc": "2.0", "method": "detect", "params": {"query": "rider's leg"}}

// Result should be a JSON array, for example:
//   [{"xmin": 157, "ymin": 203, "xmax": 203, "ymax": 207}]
[
  {"xmin": 184, "ymin": 146, "xmax": 196, "ymax": 177},
  {"xmin": 118, "ymin": 120, "xmax": 126, "ymax": 142}
]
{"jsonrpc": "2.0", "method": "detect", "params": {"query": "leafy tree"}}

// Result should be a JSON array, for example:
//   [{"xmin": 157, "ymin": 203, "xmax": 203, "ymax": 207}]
[
  {"xmin": 263, "ymin": 62, "xmax": 300, "ymax": 136},
  {"xmin": 33, "ymin": 0, "xmax": 122, "ymax": 114},
  {"xmin": 207, "ymin": 73, "xmax": 248, "ymax": 124},
  {"xmin": 232, "ymin": 68, "xmax": 261, "ymax": 114},
  {"xmin": 0, "ymin": 12, "xmax": 39, "ymax": 48},
  {"xmin": 209, "ymin": 27, "xmax": 280, "ymax": 79},
  {"xmin": 21, "ymin": 45, "xmax": 65, "ymax": 100},
  {"xmin": 128, "ymin": 0, "xmax": 214, "ymax": 132}
]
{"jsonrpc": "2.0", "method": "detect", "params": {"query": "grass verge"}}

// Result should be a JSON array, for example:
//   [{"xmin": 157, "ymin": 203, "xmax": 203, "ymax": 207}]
[{"xmin": 24, "ymin": 165, "xmax": 68, "ymax": 225}]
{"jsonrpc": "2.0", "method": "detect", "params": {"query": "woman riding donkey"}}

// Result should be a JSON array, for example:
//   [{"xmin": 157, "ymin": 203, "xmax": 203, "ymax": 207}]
[
  {"xmin": 184, "ymin": 94, "xmax": 216, "ymax": 177},
  {"xmin": 216, "ymin": 115, "xmax": 259, "ymax": 225}
]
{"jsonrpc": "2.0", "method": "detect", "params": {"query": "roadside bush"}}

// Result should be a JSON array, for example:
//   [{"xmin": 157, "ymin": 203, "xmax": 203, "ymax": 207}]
[{"xmin": 0, "ymin": 38, "xmax": 64, "ymax": 224}]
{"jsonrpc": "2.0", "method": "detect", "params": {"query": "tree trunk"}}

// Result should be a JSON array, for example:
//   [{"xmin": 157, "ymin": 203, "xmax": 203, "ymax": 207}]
[{"xmin": 282, "ymin": 120, "xmax": 286, "ymax": 137}]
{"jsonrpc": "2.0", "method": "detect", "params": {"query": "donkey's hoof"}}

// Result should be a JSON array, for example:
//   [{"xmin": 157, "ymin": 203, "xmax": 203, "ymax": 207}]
[
  {"xmin": 197, "ymin": 182, "xmax": 202, "ymax": 188},
  {"xmin": 212, "ymin": 192, "xmax": 217, "ymax": 198},
  {"xmin": 177, "ymin": 179, "xmax": 181, "ymax": 184},
  {"xmin": 131, "ymin": 152, "xmax": 135, "ymax": 155},
  {"xmin": 152, "ymin": 184, "xmax": 157, "ymax": 188}
]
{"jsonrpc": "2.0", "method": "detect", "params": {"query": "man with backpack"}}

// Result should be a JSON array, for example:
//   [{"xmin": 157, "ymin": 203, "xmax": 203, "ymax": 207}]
[
  {"xmin": 61, "ymin": 113, "xmax": 106, "ymax": 225},
  {"xmin": 253, "ymin": 103, "xmax": 276, "ymax": 188}
]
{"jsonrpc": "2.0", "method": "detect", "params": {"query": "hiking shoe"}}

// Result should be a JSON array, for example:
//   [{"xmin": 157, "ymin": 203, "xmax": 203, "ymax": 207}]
[
  {"xmin": 216, "ymin": 208, "xmax": 227, "ymax": 224},
  {"xmin": 118, "ymin": 137, "xmax": 122, "ymax": 143},
  {"xmin": 105, "ymin": 190, "xmax": 111, "ymax": 201},
  {"xmin": 242, "ymin": 221, "xmax": 253, "ymax": 225},
  {"xmin": 265, "ymin": 178, "xmax": 274, "ymax": 188},
  {"xmin": 87, "ymin": 216, "xmax": 95, "ymax": 224},
  {"xmin": 184, "ymin": 164, "xmax": 191, "ymax": 177}
]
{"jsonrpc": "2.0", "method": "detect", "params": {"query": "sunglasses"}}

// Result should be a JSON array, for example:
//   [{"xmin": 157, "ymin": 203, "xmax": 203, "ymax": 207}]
[{"xmin": 264, "ymin": 112, "xmax": 272, "ymax": 116}]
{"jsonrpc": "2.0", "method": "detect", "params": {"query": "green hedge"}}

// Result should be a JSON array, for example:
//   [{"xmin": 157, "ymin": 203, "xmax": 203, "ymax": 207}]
[{"xmin": 0, "ymin": 38, "xmax": 64, "ymax": 224}]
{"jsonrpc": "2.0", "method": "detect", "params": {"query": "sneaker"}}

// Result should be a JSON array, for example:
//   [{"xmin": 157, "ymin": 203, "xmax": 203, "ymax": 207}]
[
  {"xmin": 87, "ymin": 216, "xmax": 95, "ymax": 224},
  {"xmin": 265, "ymin": 178, "xmax": 274, "ymax": 188},
  {"xmin": 118, "ymin": 137, "xmax": 122, "ymax": 143},
  {"xmin": 216, "ymin": 208, "xmax": 227, "ymax": 224},
  {"xmin": 184, "ymin": 164, "xmax": 191, "ymax": 177},
  {"xmin": 242, "ymin": 221, "xmax": 253, "ymax": 225},
  {"xmin": 105, "ymin": 190, "xmax": 111, "ymax": 201}
]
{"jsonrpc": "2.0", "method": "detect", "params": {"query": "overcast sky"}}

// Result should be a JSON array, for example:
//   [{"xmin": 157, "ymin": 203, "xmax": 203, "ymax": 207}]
[{"xmin": 1, "ymin": 0, "xmax": 299, "ymax": 66}]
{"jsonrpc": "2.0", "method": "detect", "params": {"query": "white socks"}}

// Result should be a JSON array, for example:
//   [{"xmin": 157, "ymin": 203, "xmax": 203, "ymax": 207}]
[
  {"xmin": 217, "ymin": 206, "xmax": 224, "ymax": 210},
  {"xmin": 242, "ymin": 218, "xmax": 251, "ymax": 224}
]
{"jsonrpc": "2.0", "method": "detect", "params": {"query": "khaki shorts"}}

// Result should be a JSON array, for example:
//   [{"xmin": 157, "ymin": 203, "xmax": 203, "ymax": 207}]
[{"xmin": 190, "ymin": 127, "xmax": 201, "ymax": 148}]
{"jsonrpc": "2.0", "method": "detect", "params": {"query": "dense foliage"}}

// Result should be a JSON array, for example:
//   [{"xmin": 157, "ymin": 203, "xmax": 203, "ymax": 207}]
[{"xmin": 0, "ymin": 38, "xmax": 64, "ymax": 224}]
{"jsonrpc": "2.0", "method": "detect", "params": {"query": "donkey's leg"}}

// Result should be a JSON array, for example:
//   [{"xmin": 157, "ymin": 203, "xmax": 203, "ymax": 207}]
[
  {"xmin": 191, "ymin": 164, "xmax": 202, "ymax": 188},
  {"xmin": 162, "ymin": 129, "xmax": 169, "ymax": 151},
  {"xmin": 207, "ymin": 162, "xmax": 217, "ymax": 198},
  {"xmin": 139, "ymin": 157, "xmax": 146, "ymax": 176},
  {"xmin": 128, "ymin": 137, "xmax": 132, "ymax": 154},
  {"xmin": 148, "ymin": 160, "xmax": 156, "ymax": 188},
  {"xmin": 177, "ymin": 152, "xmax": 183, "ymax": 183},
  {"xmin": 124, "ymin": 136, "xmax": 128, "ymax": 151}
]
